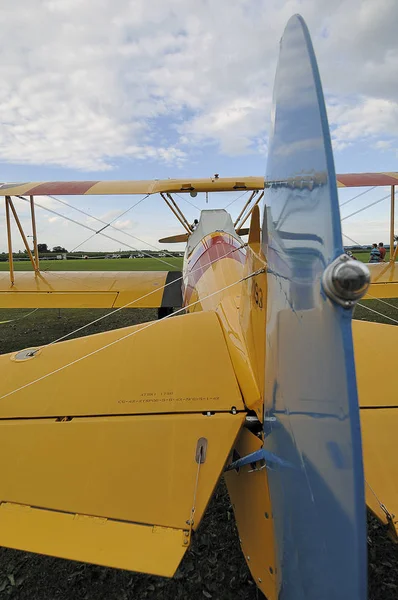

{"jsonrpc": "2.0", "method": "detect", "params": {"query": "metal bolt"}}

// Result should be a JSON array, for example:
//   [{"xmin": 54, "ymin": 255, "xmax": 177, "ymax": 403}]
[
  {"xmin": 258, "ymin": 578, "xmax": 262, "ymax": 583},
  {"xmin": 322, "ymin": 254, "xmax": 370, "ymax": 308},
  {"xmin": 247, "ymin": 556, "xmax": 250, "ymax": 561},
  {"xmin": 269, "ymin": 567, "xmax": 273, "ymax": 574},
  {"xmin": 264, "ymin": 512, "xmax": 269, "ymax": 519},
  {"xmin": 231, "ymin": 406, "xmax": 237, "ymax": 415}
]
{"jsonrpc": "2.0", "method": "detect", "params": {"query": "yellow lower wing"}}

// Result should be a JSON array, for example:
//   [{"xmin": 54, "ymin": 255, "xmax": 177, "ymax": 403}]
[
  {"xmin": 0, "ymin": 270, "xmax": 182, "ymax": 309},
  {"xmin": 0, "ymin": 311, "xmax": 244, "ymax": 575},
  {"xmin": 353, "ymin": 320, "xmax": 398, "ymax": 539},
  {"xmin": 366, "ymin": 262, "xmax": 398, "ymax": 299}
]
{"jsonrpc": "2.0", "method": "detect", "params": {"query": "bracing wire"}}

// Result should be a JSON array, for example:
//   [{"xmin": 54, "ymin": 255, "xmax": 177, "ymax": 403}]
[
  {"xmin": 69, "ymin": 209, "xmax": 147, "ymax": 254},
  {"xmin": 16, "ymin": 196, "xmax": 179, "ymax": 271},
  {"xmin": 175, "ymin": 193, "xmax": 201, "ymax": 212},
  {"xmin": 356, "ymin": 291, "xmax": 398, "ymax": 327},
  {"xmin": 357, "ymin": 301, "xmax": 398, "ymax": 325},
  {"xmin": 365, "ymin": 479, "xmax": 393, "ymax": 520},
  {"xmin": 47, "ymin": 194, "xmax": 181, "ymax": 259},
  {"xmin": 339, "ymin": 186, "xmax": 376, "ymax": 208},
  {"xmin": 364, "ymin": 294, "xmax": 398, "ymax": 314},
  {"xmin": 63, "ymin": 193, "xmax": 149, "ymax": 251},
  {"xmin": 341, "ymin": 187, "xmax": 395, "ymax": 245},
  {"xmin": 0, "ymin": 265, "xmax": 260, "ymax": 402},
  {"xmin": 46, "ymin": 242, "xmax": 246, "ymax": 347},
  {"xmin": 48, "ymin": 194, "xmax": 149, "ymax": 230},
  {"xmin": 0, "ymin": 307, "xmax": 39, "ymax": 325},
  {"xmin": 342, "ymin": 232, "xmax": 363, "ymax": 247},
  {"xmin": 224, "ymin": 190, "xmax": 250, "ymax": 210},
  {"xmin": 341, "ymin": 193, "xmax": 390, "ymax": 221}
]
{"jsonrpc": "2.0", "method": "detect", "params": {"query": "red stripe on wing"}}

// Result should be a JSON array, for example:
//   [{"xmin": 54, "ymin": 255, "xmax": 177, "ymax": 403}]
[
  {"xmin": 337, "ymin": 173, "xmax": 398, "ymax": 187},
  {"xmin": 27, "ymin": 182, "xmax": 98, "ymax": 195}
]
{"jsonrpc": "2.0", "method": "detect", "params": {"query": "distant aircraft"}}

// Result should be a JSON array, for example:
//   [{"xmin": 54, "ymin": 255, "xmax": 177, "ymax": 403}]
[{"xmin": 0, "ymin": 14, "xmax": 397, "ymax": 600}]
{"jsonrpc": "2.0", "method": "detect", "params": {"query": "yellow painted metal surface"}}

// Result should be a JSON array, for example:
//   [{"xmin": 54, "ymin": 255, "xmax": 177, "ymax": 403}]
[
  {"xmin": 159, "ymin": 233, "xmax": 189, "ymax": 244},
  {"xmin": 0, "ymin": 311, "xmax": 243, "ymax": 418},
  {"xmin": 0, "ymin": 413, "xmax": 244, "ymax": 531},
  {"xmin": 353, "ymin": 320, "xmax": 398, "ymax": 538},
  {"xmin": 360, "ymin": 410, "xmax": 398, "ymax": 539},
  {"xmin": 0, "ymin": 172, "xmax": 396, "ymax": 197},
  {"xmin": 0, "ymin": 271, "xmax": 173, "ymax": 309},
  {"xmin": 225, "ymin": 428, "xmax": 277, "ymax": 600},
  {"xmin": 0, "ymin": 502, "xmax": 186, "ymax": 577},
  {"xmin": 186, "ymin": 250, "xmax": 261, "ymax": 409},
  {"xmin": 239, "ymin": 206, "xmax": 267, "ymax": 417},
  {"xmin": 0, "ymin": 177, "xmax": 264, "ymax": 197},
  {"xmin": 353, "ymin": 320, "xmax": 396, "ymax": 407},
  {"xmin": 367, "ymin": 283, "xmax": 398, "ymax": 299},
  {"xmin": 365, "ymin": 262, "xmax": 398, "ymax": 299},
  {"xmin": 0, "ymin": 291, "xmax": 119, "ymax": 309}
]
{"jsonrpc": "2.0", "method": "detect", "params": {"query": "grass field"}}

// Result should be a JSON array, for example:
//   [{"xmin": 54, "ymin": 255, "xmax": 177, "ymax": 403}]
[
  {"xmin": 0, "ymin": 251, "xmax": 390, "ymax": 270},
  {"xmin": 0, "ymin": 257, "xmax": 183, "ymax": 272},
  {"xmin": 354, "ymin": 250, "xmax": 391, "ymax": 263}
]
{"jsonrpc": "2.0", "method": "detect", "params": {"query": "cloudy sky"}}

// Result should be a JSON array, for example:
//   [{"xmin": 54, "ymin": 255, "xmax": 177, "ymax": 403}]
[{"xmin": 0, "ymin": 0, "xmax": 397, "ymax": 254}]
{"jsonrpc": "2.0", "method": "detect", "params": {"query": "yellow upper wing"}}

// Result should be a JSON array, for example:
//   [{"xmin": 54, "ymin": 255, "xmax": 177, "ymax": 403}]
[
  {"xmin": 0, "ymin": 172, "xmax": 397, "ymax": 196},
  {"xmin": 0, "ymin": 177, "xmax": 264, "ymax": 196}
]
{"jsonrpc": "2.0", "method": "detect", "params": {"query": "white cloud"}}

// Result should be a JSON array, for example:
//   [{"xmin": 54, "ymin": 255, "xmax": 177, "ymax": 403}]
[
  {"xmin": 113, "ymin": 218, "xmax": 133, "ymax": 230},
  {"xmin": 375, "ymin": 140, "xmax": 393, "ymax": 150},
  {"xmin": 0, "ymin": 0, "xmax": 396, "ymax": 173},
  {"xmin": 328, "ymin": 97, "xmax": 398, "ymax": 150}
]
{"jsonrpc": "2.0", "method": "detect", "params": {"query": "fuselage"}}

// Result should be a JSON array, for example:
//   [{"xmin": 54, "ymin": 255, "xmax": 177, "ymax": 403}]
[{"xmin": 181, "ymin": 209, "xmax": 266, "ymax": 415}]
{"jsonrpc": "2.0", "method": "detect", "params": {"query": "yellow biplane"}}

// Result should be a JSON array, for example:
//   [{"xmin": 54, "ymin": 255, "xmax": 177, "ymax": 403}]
[{"xmin": 0, "ymin": 15, "xmax": 396, "ymax": 600}]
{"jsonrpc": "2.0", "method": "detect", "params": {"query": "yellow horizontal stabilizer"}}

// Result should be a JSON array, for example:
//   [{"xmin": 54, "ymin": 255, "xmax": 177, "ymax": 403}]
[
  {"xmin": 353, "ymin": 320, "xmax": 398, "ymax": 538},
  {"xmin": 0, "ymin": 413, "xmax": 244, "ymax": 572},
  {"xmin": 0, "ymin": 311, "xmax": 243, "ymax": 418},
  {"xmin": 0, "ymin": 310, "xmax": 245, "ymax": 573},
  {"xmin": 360, "ymin": 409, "xmax": 398, "ymax": 539},
  {"xmin": 0, "ymin": 270, "xmax": 182, "ymax": 309}
]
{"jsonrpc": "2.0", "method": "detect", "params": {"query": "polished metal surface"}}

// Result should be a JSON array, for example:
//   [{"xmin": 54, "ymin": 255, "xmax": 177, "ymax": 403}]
[
  {"xmin": 262, "ymin": 15, "xmax": 366, "ymax": 600},
  {"xmin": 322, "ymin": 254, "xmax": 370, "ymax": 307},
  {"xmin": 13, "ymin": 348, "xmax": 40, "ymax": 361}
]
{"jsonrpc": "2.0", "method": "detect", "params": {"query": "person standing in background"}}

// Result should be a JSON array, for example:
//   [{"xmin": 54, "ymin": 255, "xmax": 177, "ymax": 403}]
[
  {"xmin": 378, "ymin": 242, "xmax": 386, "ymax": 261},
  {"xmin": 369, "ymin": 243, "xmax": 381, "ymax": 263}
]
